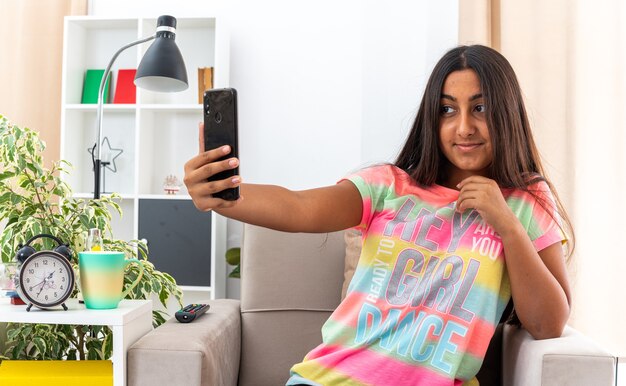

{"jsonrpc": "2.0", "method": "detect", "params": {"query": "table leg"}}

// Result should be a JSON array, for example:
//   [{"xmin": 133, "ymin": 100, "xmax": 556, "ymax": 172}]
[{"xmin": 112, "ymin": 311, "xmax": 153, "ymax": 386}]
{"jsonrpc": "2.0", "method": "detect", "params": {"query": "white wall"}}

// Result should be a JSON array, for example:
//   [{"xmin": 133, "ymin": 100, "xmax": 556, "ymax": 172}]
[
  {"xmin": 89, "ymin": 0, "xmax": 458, "ymax": 186},
  {"xmin": 89, "ymin": 0, "xmax": 459, "ymax": 298}
]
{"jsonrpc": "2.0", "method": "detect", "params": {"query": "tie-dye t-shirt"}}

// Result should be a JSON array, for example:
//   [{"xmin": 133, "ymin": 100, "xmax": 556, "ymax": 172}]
[{"xmin": 288, "ymin": 165, "xmax": 566, "ymax": 386}]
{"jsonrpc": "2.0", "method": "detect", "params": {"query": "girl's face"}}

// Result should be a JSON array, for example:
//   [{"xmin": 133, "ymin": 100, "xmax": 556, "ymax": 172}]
[{"xmin": 438, "ymin": 69, "xmax": 493, "ymax": 188}]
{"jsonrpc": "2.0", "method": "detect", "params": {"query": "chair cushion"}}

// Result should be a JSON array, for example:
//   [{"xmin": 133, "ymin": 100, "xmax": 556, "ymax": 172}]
[
  {"xmin": 341, "ymin": 229, "xmax": 362, "ymax": 299},
  {"xmin": 239, "ymin": 225, "xmax": 347, "ymax": 385},
  {"xmin": 240, "ymin": 226, "xmax": 345, "ymax": 312},
  {"xmin": 239, "ymin": 310, "xmax": 332, "ymax": 386}
]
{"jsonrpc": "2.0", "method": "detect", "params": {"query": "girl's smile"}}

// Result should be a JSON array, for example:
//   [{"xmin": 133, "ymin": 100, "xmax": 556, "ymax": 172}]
[{"xmin": 455, "ymin": 142, "xmax": 486, "ymax": 152}]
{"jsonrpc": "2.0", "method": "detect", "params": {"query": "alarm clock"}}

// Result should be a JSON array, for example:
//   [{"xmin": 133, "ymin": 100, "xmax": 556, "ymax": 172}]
[{"xmin": 13, "ymin": 234, "xmax": 75, "ymax": 312}]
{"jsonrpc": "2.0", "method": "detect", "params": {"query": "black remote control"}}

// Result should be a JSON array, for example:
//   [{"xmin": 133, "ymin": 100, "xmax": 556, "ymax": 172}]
[{"xmin": 175, "ymin": 303, "xmax": 210, "ymax": 323}]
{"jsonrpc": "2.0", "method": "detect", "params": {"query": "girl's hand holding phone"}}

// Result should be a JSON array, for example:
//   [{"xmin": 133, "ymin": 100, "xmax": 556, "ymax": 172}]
[{"xmin": 183, "ymin": 124, "xmax": 242, "ymax": 212}]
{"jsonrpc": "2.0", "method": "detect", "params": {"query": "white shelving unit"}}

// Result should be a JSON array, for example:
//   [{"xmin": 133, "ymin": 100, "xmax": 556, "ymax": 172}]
[{"xmin": 60, "ymin": 16, "xmax": 229, "ymax": 299}]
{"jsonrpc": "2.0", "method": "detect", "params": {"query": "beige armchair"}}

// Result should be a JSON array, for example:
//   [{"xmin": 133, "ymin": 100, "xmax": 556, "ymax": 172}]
[{"xmin": 128, "ymin": 224, "xmax": 615, "ymax": 386}]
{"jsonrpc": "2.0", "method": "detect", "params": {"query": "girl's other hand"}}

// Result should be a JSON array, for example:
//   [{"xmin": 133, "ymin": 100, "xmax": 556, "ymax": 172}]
[
  {"xmin": 456, "ymin": 176, "xmax": 518, "ymax": 236},
  {"xmin": 183, "ymin": 123, "xmax": 242, "ymax": 212}
]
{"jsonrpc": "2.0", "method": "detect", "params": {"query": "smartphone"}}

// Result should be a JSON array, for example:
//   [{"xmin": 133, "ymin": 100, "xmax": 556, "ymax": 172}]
[{"xmin": 203, "ymin": 88, "xmax": 240, "ymax": 201}]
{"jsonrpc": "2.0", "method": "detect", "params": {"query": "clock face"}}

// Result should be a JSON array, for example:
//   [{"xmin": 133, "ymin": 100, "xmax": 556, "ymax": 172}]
[{"xmin": 19, "ymin": 251, "xmax": 74, "ymax": 308}]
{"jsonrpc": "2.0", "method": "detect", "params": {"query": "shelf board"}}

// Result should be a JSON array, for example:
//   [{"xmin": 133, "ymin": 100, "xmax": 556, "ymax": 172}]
[
  {"xmin": 0, "ymin": 298, "xmax": 151, "ymax": 326},
  {"xmin": 71, "ymin": 193, "xmax": 192, "ymax": 200},
  {"xmin": 137, "ymin": 194, "xmax": 192, "ymax": 200},
  {"xmin": 139, "ymin": 104, "xmax": 202, "ymax": 112},
  {"xmin": 72, "ymin": 192, "xmax": 136, "ymax": 200},
  {"xmin": 178, "ymin": 285, "xmax": 213, "ymax": 292},
  {"xmin": 63, "ymin": 104, "xmax": 202, "ymax": 112},
  {"xmin": 64, "ymin": 104, "xmax": 137, "ymax": 112}
]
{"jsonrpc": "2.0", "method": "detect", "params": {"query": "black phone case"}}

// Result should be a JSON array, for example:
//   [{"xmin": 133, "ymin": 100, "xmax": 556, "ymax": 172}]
[{"xmin": 203, "ymin": 88, "xmax": 240, "ymax": 201}]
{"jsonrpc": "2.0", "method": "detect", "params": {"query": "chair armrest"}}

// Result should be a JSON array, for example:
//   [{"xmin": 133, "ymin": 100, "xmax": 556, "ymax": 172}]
[
  {"xmin": 502, "ymin": 324, "xmax": 615, "ymax": 386},
  {"xmin": 128, "ymin": 299, "xmax": 241, "ymax": 386}
]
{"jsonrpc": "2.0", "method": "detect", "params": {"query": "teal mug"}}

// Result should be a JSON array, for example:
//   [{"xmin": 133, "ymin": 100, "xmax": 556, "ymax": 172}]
[{"xmin": 78, "ymin": 251, "xmax": 144, "ymax": 309}]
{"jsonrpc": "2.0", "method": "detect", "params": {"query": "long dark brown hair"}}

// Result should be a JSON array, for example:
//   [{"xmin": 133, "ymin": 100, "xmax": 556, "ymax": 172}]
[{"xmin": 395, "ymin": 44, "xmax": 574, "ymax": 324}]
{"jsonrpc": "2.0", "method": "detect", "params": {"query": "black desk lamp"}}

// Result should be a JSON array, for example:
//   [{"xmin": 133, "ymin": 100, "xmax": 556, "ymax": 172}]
[{"xmin": 92, "ymin": 15, "xmax": 188, "ymax": 199}]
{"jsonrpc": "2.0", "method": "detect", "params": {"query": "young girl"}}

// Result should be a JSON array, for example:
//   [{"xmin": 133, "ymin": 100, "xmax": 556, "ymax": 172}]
[{"xmin": 184, "ymin": 45, "xmax": 572, "ymax": 386}]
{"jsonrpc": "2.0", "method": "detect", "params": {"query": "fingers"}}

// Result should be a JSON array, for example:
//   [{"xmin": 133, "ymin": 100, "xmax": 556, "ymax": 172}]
[
  {"xmin": 189, "ymin": 178, "xmax": 243, "ymax": 212},
  {"xmin": 184, "ymin": 148, "xmax": 241, "ymax": 212},
  {"xmin": 456, "ymin": 175, "xmax": 494, "ymax": 189},
  {"xmin": 192, "ymin": 192, "xmax": 243, "ymax": 212},
  {"xmin": 187, "ymin": 173, "xmax": 242, "ymax": 212},
  {"xmin": 190, "ymin": 170, "xmax": 241, "ymax": 198},
  {"xmin": 185, "ymin": 144, "xmax": 233, "ymax": 172},
  {"xmin": 198, "ymin": 155, "xmax": 239, "ymax": 181},
  {"xmin": 187, "ymin": 122, "xmax": 241, "ymax": 212},
  {"xmin": 456, "ymin": 179, "xmax": 493, "ymax": 212},
  {"xmin": 456, "ymin": 187, "xmax": 478, "ymax": 212},
  {"xmin": 198, "ymin": 122, "xmax": 204, "ymax": 154},
  {"xmin": 455, "ymin": 177, "xmax": 503, "ymax": 214},
  {"xmin": 184, "ymin": 153, "xmax": 238, "ymax": 187},
  {"xmin": 456, "ymin": 197, "xmax": 478, "ymax": 213},
  {"xmin": 191, "ymin": 195, "xmax": 241, "ymax": 212}
]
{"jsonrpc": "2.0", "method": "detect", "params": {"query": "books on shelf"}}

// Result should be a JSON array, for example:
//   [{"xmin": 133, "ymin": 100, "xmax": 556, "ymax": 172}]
[
  {"xmin": 81, "ymin": 69, "xmax": 111, "ymax": 104},
  {"xmin": 197, "ymin": 66, "xmax": 214, "ymax": 103},
  {"xmin": 113, "ymin": 68, "xmax": 137, "ymax": 104}
]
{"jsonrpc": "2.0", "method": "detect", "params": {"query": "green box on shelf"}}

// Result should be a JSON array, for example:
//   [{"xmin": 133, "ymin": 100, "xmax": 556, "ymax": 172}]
[{"xmin": 82, "ymin": 69, "xmax": 111, "ymax": 104}]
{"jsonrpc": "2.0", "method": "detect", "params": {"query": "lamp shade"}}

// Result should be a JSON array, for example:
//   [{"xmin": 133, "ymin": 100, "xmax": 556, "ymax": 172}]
[{"xmin": 134, "ymin": 15, "xmax": 188, "ymax": 92}]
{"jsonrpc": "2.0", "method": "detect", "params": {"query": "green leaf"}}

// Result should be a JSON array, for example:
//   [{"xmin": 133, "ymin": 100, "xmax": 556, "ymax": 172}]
[
  {"xmin": 152, "ymin": 310, "xmax": 167, "ymax": 328},
  {"xmin": 102, "ymin": 331, "xmax": 113, "ymax": 359},
  {"xmin": 87, "ymin": 348, "xmax": 100, "ymax": 360},
  {"xmin": 6, "ymin": 136, "xmax": 15, "ymax": 151},
  {"xmin": 52, "ymin": 340, "xmax": 62, "ymax": 357},
  {"xmin": 7, "ymin": 327, "xmax": 20, "ymax": 341},
  {"xmin": 141, "ymin": 281, "xmax": 152, "ymax": 296},
  {"xmin": 67, "ymin": 348, "xmax": 77, "ymax": 360},
  {"xmin": 0, "ymin": 171, "xmax": 15, "ymax": 181},
  {"xmin": 12, "ymin": 339, "xmax": 26, "ymax": 358},
  {"xmin": 9, "ymin": 193, "xmax": 22, "ymax": 205},
  {"xmin": 21, "ymin": 325, "xmax": 33, "ymax": 337},
  {"xmin": 0, "ymin": 191, "xmax": 12, "ymax": 204},
  {"xmin": 151, "ymin": 277, "xmax": 162, "ymax": 294},
  {"xmin": 159, "ymin": 287, "xmax": 168, "ymax": 306},
  {"xmin": 31, "ymin": 222, "xmax": 42, "ymax": 238},
  {"xmin": 33, "ymin": 337, "xmax": 47, "ymax": 356},
  {"xmin": 229, "ymin": 265, "xmax": 241, "ymax": 278}
]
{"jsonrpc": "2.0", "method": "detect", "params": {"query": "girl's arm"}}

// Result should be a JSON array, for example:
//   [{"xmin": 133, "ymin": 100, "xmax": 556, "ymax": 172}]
[
  {"xmin": 183, "ymin": 124, "xmax": 363, "ymax": 233},
  {"xmin": 216, "ymin": 182, "xmax": 363, "ymax": 233},
  {"xmin": 457, "ymin": 176, "xmax": 571, "ymax": 340},
  {"xmin": 498, "ymin": 226, "xmax": 570, "ymax": 339}
]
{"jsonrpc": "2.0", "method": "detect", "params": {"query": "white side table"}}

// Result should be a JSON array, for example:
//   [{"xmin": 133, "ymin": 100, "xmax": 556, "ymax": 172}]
[{"xmin": 0, "ymin": 298, "xmax": 152, "ymax": 386}]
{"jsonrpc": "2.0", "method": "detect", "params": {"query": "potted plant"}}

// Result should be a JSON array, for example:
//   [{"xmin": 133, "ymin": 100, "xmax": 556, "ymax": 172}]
[{"xmin": 0, "ymin": 114, "xmax": 183, "ymax": 360}]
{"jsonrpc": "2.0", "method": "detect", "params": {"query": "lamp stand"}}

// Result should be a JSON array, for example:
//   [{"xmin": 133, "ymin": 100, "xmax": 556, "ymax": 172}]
[
  {"xmin": 101, "ymin": 161, "xmax": 111, "ymax": 194},
  {"xmin": 93, "ymin": 35, "xmax": 154, "ymax": 199}
]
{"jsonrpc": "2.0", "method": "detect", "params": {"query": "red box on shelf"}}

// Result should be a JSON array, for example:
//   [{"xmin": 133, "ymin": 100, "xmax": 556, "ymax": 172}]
[{"xmin": 113, "ymin": 69, "xmax": 137, "ymax": 104}]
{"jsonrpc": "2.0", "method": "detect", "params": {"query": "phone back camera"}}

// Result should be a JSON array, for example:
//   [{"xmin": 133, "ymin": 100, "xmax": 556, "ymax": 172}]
[
  {"xmin": 205, "ymin": 104, "xmax": 210, "ymax": 115},
  {"xmin": 214, "ymin": 112, "xmax": 222, "ymax": 123}
]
